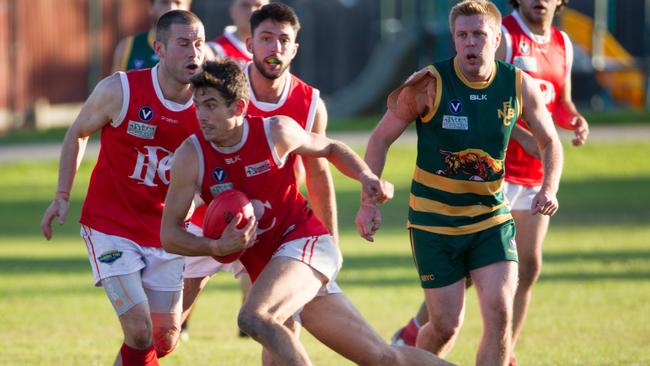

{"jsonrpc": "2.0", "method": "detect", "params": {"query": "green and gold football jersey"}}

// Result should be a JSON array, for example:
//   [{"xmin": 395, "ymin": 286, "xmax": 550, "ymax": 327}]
[{"xmin": 408, "ymin": 57, "xmax": 523, "ymax": 236}]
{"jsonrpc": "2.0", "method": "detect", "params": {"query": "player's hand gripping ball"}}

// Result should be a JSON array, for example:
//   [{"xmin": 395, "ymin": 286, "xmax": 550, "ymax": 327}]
[{"xmin": 203, "ymin": 189, "xmax": 254, "ymax": 263}]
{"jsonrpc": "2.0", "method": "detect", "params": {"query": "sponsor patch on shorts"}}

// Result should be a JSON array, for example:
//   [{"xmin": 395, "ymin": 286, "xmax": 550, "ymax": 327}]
[
  {"xmin": 127, "ymin": 120, "xmax": 156, "ymax": 139},
  {"xmin": 98, "ymin": 250, "xmax": 123, "ymax": 265}
]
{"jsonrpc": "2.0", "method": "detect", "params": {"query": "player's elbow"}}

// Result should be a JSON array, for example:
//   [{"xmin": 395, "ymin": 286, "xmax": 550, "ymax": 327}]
[{"xmin": 159, "ymin": 224, "xmax": 179, "ymax": 254}]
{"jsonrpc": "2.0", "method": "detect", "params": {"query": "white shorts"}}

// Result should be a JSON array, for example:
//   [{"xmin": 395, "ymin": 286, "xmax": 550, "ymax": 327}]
[
  {"xmin": 182, "ymin": 222, "xmax": 246, "ymax": 279},
  {"xmin": 80, "ymin": 225, "xmax": 184, "ymax": 291},
  {"xmin": 273, "ymin": 235, "xmax": 343, "ymax": 295},
  {"xmin": 503, "ymin": 182, "xmax": 542, "ymax": 211}
]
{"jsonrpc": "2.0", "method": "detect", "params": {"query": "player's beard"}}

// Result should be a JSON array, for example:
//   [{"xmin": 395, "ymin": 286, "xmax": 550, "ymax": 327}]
[{"xmin": 253, "ymin": 56, "xmax": 290, "ymax": 80}]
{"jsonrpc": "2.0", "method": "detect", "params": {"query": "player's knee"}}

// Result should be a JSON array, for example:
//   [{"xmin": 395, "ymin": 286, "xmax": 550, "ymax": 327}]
[
  {"xmin": 518, "ymin": 256, "xmax": 542, "ymax": 287},
  {"xmin": 237, "ymin": 308, "xmax": 269, "ymax": 338},
  {"xmin": 123, "ymin": 321, "xmax": 153, "ymax": 350},
  {"xmin": 429, "ymin": 317, "xmax": 462, "ymax": 343},
  {"xmin": 482, "ymin": 299, "xmax": 511, "ymax": 326},
  {"xmin": 153, "ymin": 324, "xmax": 180, "ymax": 358}
]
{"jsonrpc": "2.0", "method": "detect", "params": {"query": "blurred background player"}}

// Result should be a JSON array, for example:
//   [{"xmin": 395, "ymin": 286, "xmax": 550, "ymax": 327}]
[
  {"xmin": 180, "ymin": 2, "xmax": 340, "ymax": 348},
  {"xmin": 40, "ymin": 10, "xmax": 205, "ymax": 366},
  {"xmin": 112, "ymin": 0, "xmax": 192, "ymax": 72},
  {"xmin": 208, "ymin": 0, "xmax": 269, "ymax": 66},
  {"xmin": 498, "ymin": 0, "xmax": 588, "ymax": 363},
  {"xmin": 391, "ymin": 2, "xmax": 588, "ymax": 365}
]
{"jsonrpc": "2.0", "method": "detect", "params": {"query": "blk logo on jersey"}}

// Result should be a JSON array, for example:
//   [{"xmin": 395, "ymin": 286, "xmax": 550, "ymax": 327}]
[
  {"xmin": 225, "ymin": 156, "xmax": 242, "ymax": 165},
  {"xmin": 449, "ymin": 100, "xmax": 463, "ymax": 114},
  {"xmin": 138, "ymin": 106, "xmax": 154, "ymax": 122},
  {"xmin": 212, "ymin": 167, "xmax": 227, "ymax": 182}
]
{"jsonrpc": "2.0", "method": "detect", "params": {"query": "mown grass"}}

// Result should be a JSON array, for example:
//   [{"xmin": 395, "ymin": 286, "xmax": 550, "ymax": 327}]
[{"xmin": 0, "ymin": 140, "xmax": 649, "ymax": 365}]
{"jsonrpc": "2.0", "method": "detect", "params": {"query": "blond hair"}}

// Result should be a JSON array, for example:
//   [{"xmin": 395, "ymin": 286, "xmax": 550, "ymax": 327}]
[{"xmin": 449, "ymin": 0, "xmax": 502, "ymax": 33}]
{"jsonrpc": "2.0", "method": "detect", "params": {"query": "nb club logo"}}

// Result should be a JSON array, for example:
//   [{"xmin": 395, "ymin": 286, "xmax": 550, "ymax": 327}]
[
  {"xmin": 449, "ymin": 99, "xmax": 462, "ymax": 114},
  {"xmin": 138, "ymin": 106, "xmax": 154, "ymax": 122},
  {"xmin": 497, "ymin": 99, "xmax": 516, "ymax": 126}
]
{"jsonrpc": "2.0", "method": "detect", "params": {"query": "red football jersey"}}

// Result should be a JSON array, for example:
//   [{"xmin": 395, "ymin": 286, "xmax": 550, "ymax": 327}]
[
  {"xmin": 208, "ymin": 26, "xmax": 252, "ymax": 67},
  {"xmin": 245, "ymin": 64, "xmax": 319, "ymax": 132},
  {"xmin": 502, "ymin": 11, "xmax": 574, "ymax": 186},
  {"xmin": 190, "ymin": 116, "xmax": 329, "ymax": 281},
  {"xmin": 80, "ymin": 66, "xmax": 198, "ymax": 247},
  {"xmin": 189, "ymin": 67, "xmax": 319, "ymax": 227}
]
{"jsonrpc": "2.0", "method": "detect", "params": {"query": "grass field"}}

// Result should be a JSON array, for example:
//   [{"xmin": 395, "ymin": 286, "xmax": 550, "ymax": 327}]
[{"xmin": 1, "ymin": 140, "xmax": 649, "ymax": 365}]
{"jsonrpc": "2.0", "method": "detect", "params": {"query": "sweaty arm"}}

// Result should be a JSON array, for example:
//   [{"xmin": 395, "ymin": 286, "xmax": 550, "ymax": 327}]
[
  {"xmin": 40, "ymin": 73, "xmax": 123, "ymax": 239},
  {"xmin": 302, "ymin": 98, "xmax": 339, "ymax": 242},
  {"xmin": 520, "ymin": 72, "xmax": 564, "ymax": 216},
  {"xmin": 160, "ymin": 140, "xmax": 257, "ymax": 257}
]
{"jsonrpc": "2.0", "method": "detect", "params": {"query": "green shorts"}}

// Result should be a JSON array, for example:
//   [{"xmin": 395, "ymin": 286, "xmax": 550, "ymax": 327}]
[{"xmin": 409, "ymin": 220, "xmax": 518, "ymax": 288}]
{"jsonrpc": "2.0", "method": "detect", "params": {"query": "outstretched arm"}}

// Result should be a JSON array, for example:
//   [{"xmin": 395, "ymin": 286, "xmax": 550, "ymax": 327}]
[
  {"xmin": 40, "ymin": 73, "xmax": 123, "ymax": 239},
  {"xmin": 354, "ymin": 67, "xmax": 433, "ymax": 241},
  {"xmin": 520, "ymin": 72, "xmax": 564, "ymax": 216},
  {"xmin": 271, "ymin": 116, "xmax": 393, "ymax": 205},
  {"xmin": 355, "ymin": 109, "xmax": 412, "ymax": 241},
  {"xmin": 160, "ymin": 140, "xmax": 258, "ymax": 257},
  {"xmin": 302, "ymin": 98, "xmax": 339, "ymax": 243}
]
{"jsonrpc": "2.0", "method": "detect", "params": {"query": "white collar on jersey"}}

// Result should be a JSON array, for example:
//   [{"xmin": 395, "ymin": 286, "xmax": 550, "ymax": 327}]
[
  {"xmin": 245, "ymin": 63, "xmax": 292, "ymax": 112},
  {"xmin": 151, "ymin": 65, "xmax": 194, "ymax": 112},
  {"xmin": 223, "ymin": 25, "xmax": 253, "ymax": 59},
  {"xmin": 512, "ymin": 10, "xmax": 551, "ymax": 45},
  {"xmin": 209, "ymin": 118, "xmax": 250, "ymax": 154}
]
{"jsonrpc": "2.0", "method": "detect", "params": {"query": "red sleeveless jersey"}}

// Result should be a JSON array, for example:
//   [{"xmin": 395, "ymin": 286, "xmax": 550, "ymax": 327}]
[
  {"xmin": 208, "ymin": 26, "xmax": 252, "ymax": 67},
  {"xmin": 190, "ymin": 68, "xmax": 319, "ymax": 227},
  {"xmin": 502, "ymin": 11, "xmax": 574, "ymax": 186},
  {"xmin": 190, "ymin": 116, "xmax": 329, "ymax": 281},
  {"xmin": 80, "ymin": 66, "xmax": 198, "ymax": 247}
]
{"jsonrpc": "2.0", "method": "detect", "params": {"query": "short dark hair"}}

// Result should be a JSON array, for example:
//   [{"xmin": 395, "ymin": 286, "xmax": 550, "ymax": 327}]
[
  {"xmin": 250, "ymin": 3, "xmax": 301, "ymax": 35},
  {"xmin": 508, "ymin": 0, "xmax": 569, "ymax": 14},
  {"xmin": 155, "ymin": 10, "xmax": 202, "ymax": 44},
  {"xmin": 190, "ymin": 60, "xmax": 249, "ymax": 107}
]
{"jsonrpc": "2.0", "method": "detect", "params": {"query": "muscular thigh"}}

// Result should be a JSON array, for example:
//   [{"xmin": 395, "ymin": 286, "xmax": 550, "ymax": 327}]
[
  {"xmin": 243, "ymin": 256, "xmax": 325, "ymax": 323},
  {"xmin": 466, "ymin": 220, "xmax": 518, "ymax": 271},
  {"xmin": 410, "ymin": 229, "xmax": 470, "ymax": 288},
  {"xmin": 301, "ymin": 293, "xmax": 387, "ymax": 362}
]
